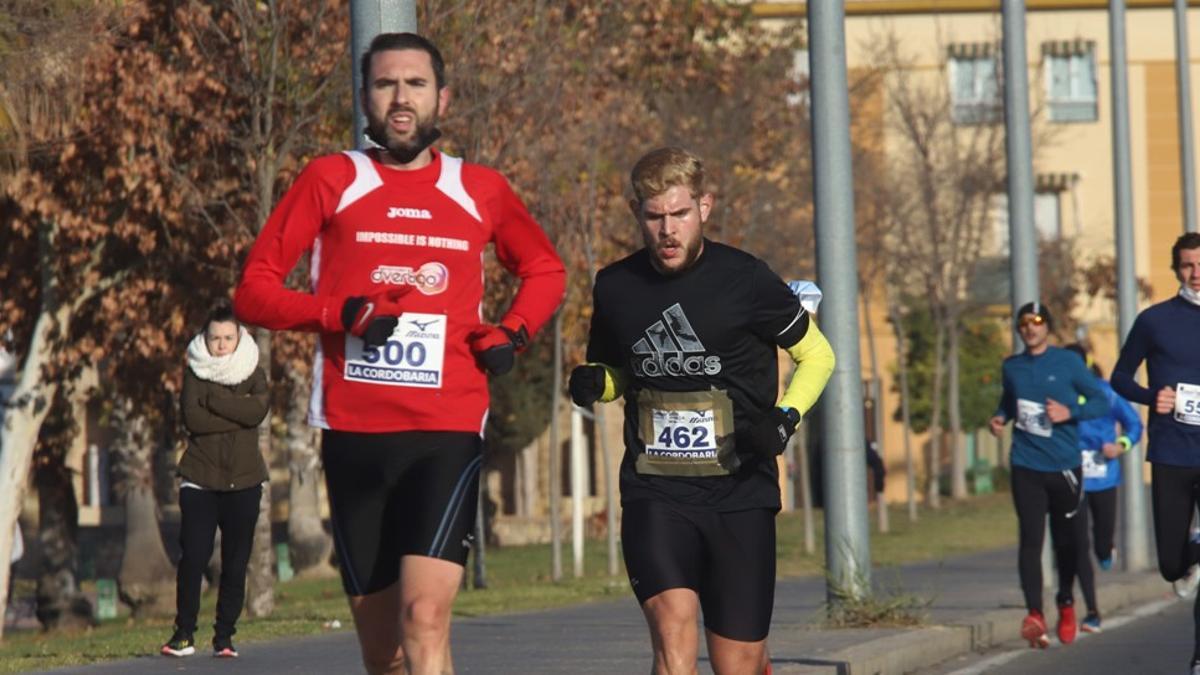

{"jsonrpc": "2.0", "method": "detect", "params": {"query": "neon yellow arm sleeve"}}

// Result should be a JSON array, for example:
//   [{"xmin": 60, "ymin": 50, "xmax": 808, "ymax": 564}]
[
  {"xmin": 777, "ymin": 321, "xmax": 836, "ymax": 417},
  {"xmin": 586, "ymin": 363, "xmax": 629, "ymax": 403}
]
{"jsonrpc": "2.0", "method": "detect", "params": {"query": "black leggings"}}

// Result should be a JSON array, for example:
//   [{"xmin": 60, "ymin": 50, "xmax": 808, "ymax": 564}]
[
  {"xmin": 1150, "ymin": 463, "xmax": 1200, "ymax": 661},
  {"xmin": 174, "ymin": 485, "xmax": 262, "ymax": 638},
  {"xmin": 1011, "ymin": 465, "xmax": 1095, "ymax": 614},
  {"xmin": 1086, "ymin": 487, "xmax": 1118, "ymax": 563}
]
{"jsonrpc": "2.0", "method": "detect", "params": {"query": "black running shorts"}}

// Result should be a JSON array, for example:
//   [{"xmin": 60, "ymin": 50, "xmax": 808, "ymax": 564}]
[
  {"xmin": 621, "ymin": 499, "xmax": 776, "ymax": 641},
  {"xmin": 322, "ymin": 429, "xmax": 481, "ymax": 597}
]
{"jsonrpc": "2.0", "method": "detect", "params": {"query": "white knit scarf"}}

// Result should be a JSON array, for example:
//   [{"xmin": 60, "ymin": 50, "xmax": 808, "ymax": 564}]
[
  {"xmin": 186, "ymin": 326, "xmax": 260, "ymax": 385},
  {"xmin": 1181, "ymin": 286, "xmax": 1200, "ymax": 307}
]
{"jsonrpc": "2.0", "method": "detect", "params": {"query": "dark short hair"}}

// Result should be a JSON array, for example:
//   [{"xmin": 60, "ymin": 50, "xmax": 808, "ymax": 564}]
[
  {"xmin": 1063, "ymin": 342, "xmax": 1103, "ymax": 378},
  {"xmin": 1015, "ymin": 301, "xmax": 1053, "ymax": 329},
  {"xmin": 205, "ymin": 303, "xmax": 238, "ymax": 331},
  {"xmin": 360, "ymin": 33, "xmax": 445, "ymax": 90},
  {"xmin": 1172, "ymin": 232, "xmax": 1200, "ymax": 271}
]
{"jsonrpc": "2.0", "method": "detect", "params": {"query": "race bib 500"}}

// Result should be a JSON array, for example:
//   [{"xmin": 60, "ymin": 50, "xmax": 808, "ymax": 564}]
[{"xmin": 344, "ymin": 313, "xmax": 446, "ymax": 388}]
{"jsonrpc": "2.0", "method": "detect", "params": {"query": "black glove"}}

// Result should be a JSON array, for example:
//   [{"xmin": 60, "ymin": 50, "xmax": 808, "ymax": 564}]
[
  {"xmin": 343, "ymin": 293, "xmax": 403, "ymax": 345},
  {"xmin": 468, "ymin": 322, "xmax": 528, "ymax": 376},
  {"xmin": 745, "ymin": 406, "xmax": 801, "ymax": 458},
  {"xmin": 569, "ymin": 365, "xmax": 607, "ymax": 406}
]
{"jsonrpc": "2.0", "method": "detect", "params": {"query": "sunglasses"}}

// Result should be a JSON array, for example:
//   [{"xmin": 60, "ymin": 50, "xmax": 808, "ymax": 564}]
[{"xmin": 1018, "ymin": 315, "xmax": 1046, "ymax": 328}]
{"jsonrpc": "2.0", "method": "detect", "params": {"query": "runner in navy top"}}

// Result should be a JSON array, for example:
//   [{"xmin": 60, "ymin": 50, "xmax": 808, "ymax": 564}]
[{"xmin": 1111, "ymin": 232, "xmax": 1200, "ymax": 674}]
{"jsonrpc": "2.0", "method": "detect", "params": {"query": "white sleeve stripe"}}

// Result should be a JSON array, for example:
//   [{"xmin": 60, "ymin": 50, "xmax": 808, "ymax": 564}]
[
  {"xmin": 776, "ymin": 307, "xmax": 807, "ymax": 337},
  {"xmin": 335, "ymin": 150, "xmax": 384, "ymax": 214},
  {"xmin": 435, "ymin": 154, "xmax": 483, "ymax": 222}
]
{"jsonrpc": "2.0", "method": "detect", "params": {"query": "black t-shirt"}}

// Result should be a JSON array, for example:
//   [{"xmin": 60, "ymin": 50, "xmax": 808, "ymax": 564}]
[{"xmin": 586, "ymin": 240, "xmax": 809, "ymax": 511}]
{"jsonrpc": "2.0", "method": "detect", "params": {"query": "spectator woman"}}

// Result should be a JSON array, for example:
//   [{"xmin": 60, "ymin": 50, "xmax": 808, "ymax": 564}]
[{"xmin": 161, "ymin": 303, "xmax": 268, "ymax": 658}]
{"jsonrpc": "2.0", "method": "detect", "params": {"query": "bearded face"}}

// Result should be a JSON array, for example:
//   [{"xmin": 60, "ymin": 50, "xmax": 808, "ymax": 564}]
[
  {"xmin": 362, "ymin": 49, "xmax": 447, "ymax": 165},
  {"xmin": 634, "ymin": 185, "xmax": 711, "ymax": 276}
]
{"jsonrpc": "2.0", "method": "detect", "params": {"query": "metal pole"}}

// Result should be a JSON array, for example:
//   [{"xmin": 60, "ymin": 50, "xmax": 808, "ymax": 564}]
[
  {"xmin": 596, "ymin": 405, "xmax": 619, "ymax": 577},
  {"xmin": 1002, "ymin": 0, "xmax": 1039, "ymax": 333},
  {"xmin": 1002, "ymin": 0, "xmax": 1058, "ymax": 590},
  {"xmin": 570, "ymin": 407, "xmax": 586, "ymax": 578},
  {"xmin": 808, "ymin": 0, "xmax": 871, "ymax": 603},
  {"xmin": 1111, "ymin": 0, "xmax": 1152, "ymax": 572},
  {"xmin": 350, "ymin": 0, "xmax": 418, "ymax": 148},
  {"xmin": 549, "ymin": 314, "xmax": 563, "ymax": 581},
  {"xmin": 1178, "ymin": 0, "xmax": 1198, "ymax": 234}
]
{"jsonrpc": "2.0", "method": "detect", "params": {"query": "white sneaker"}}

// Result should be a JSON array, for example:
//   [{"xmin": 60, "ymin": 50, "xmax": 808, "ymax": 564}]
[{"xmin": 1177, "ymin": 565, "xmax": 1200, "ymax": 599}]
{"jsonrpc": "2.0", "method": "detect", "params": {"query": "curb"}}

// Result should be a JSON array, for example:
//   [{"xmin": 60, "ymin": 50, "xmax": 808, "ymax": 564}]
[{"xmin": 774, "ymin": 573, "xmax": 1170, "ymax": 675}]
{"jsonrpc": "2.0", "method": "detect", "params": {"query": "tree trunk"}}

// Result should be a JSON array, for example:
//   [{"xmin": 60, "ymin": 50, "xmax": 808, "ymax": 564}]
[
  {"xmin": 285, "ymin": 369, "xmax": 332, "ymax": 578},
  {"xmin": 796, "ymin": 432, "xmax": 816, "ymax": 555},
  {"xmin": 244, "ymin": 485, "xmax": 274, "ymax": 617},
  {"xmin": 520, "ymin": 438, "xmax": 538, "ymax": 518},
  {"xmin": 926, "ymin": 322, "xmax": 946, "ymax": 509},
  {"xmin": 947, "ymin": 315, "xmax": 968, "ymax": 499},
  {"xmin": 0, "ymin": 304, "xmax": 66, "ymax": 639},
  {"xmin": 888, "ymin": 302, "xmax": 919, "ymax": 523},
  {"xmin": 471, "ymin": 478, "xmax": 487, "ymax": 589},
  {"xmin": 112, "ymin": 401, "xmax": 175, "ymax": 617},
  {"xmin": 33, "ymin": 399, "xmax": 93, "ymax": 630},
  {"xmin": 118, "ymin": 485, "xmax": 176, "ymax": 616},
  {"xmin": 245, "ymin": 327, "xmax": 274, "ymax": 617}
]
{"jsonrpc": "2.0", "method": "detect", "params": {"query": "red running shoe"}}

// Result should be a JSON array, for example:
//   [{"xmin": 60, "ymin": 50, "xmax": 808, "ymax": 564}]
[
  {"xmin": 1021, "ymin": 610, "xmax": 1050, "ymax": 649},
  {"xmin": 1057, "ymin": 602, "xmax": 1077, "ymax": 644}
]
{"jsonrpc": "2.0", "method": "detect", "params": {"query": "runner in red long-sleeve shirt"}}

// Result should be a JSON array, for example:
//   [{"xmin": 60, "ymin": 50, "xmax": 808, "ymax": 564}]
[{"xmin": 233, "ymin": 33, "xmax": 564, "ymax": 675}]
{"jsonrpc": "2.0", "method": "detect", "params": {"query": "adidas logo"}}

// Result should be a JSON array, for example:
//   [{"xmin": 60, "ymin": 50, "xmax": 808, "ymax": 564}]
[{"xmin": 632, "ymin": 303, "xmax": 722, "ymax": 377}]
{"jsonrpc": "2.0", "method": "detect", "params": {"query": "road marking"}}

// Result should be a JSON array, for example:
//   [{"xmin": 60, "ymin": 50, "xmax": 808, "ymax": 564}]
[{"xmin": 944, "ymin": 597, "xmax": 1180, "ymax": 675}]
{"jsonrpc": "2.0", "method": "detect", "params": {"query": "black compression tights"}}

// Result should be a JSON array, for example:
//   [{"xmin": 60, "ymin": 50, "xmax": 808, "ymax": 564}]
[
  {"xmin": 1010, "ymin": 465, "xmax": 1095, "ymax": 614},
  {"xmin": 1086, "ymin": 487, "xmax": 1118, "ymax": 563},
  {"xmin": 1150, "ymin": 464, "xmax": 1200, "ymax": 661}
]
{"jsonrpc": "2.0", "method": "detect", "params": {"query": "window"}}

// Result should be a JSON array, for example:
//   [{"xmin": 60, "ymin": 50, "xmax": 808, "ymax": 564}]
[
  {"xmin": 950, "ymin": 53, "xmax": 1001, "ymax": 124},
  {"xmin": 1044, "ymin": 45, "xmax": 1098, "ymax": 122},
  {"xmin": 990, "ymin": 193, "xmax": 1010, "ymax": 252},
  {"xmin": 787, "ymin": 49, "xmax": 810, "ymax": 108},
  {"xmin": 989, "ymin": 189, "xmax": 1063, "ymax": 251},
  {"xmin": 1034, "ymin": 191, "xmax": 1062, "ymax": 240}
]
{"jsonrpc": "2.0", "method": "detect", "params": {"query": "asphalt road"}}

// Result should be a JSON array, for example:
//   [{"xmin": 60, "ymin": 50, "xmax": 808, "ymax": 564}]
[{"xmin": 929, "ymin": 596, "xmax": 1196, "ymax": 675}]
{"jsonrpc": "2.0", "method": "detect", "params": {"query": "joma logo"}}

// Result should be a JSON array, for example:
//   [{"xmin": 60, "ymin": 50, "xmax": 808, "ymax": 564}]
[{"xmin": 387, "ymin": 206, "xmax": 432, "ymax": 220}]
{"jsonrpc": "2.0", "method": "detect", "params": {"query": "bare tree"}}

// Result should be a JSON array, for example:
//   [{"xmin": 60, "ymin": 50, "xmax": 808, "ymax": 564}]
[
  {"xmin": 868, "ymin": 33, "xmax": 1006, "ymax": 502},
  {"xmin": 175, "ymin": 0, "xmax": 348, "ymax": 615},
  {"xmin": 0, "ymin": 4, "xmax": 119, "ymax": 636}
]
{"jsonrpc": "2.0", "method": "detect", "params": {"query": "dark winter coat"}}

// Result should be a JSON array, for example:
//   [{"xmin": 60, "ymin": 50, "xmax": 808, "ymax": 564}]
[{"xmin": 178, "ymin": 367, "xmax": 270, "ymax": 490}]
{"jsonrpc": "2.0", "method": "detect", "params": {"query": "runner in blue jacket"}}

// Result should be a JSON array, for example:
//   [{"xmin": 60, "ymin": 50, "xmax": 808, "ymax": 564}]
[{"xmin": 1062, "ymin": 343, "xmax": 1143, "ymax": 633}]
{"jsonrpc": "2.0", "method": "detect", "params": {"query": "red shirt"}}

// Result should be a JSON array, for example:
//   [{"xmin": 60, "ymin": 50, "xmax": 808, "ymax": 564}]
[{"xmin": 234, "ymin": 149, "xmax": 565, "ymax": 433}]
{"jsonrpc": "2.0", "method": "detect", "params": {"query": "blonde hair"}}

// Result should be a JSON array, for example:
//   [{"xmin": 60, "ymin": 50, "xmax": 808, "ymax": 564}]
[{"xmin": 630, "ymin": 147, "xmax": 707, "ymax": 204}]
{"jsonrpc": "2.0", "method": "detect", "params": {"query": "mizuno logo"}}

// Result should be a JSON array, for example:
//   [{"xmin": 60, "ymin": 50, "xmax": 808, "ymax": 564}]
[
  {"xmin": 632, "ymin": 303, "xmax": 721, "ymax": 377},
  {"xmin": 410, "ymin": 318, "xmax": 437, "ymax": 331}
]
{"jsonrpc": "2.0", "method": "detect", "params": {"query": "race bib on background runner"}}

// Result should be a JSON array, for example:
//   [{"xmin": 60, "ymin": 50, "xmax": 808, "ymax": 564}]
[
  {"xmin": 1015, "ymin": 398, "xmax": 1053, "ymax": 438},
  {"xmin": 1175, "ymin": 383, "xmax": 1200, "ymax": 426},
  {"xmin": 1081, "ymin": 449, "xmax": 1107, "ymax": 480},
  {"xmin": 344, "ymin": 313, "xmax": 446, "ymax": 388}
]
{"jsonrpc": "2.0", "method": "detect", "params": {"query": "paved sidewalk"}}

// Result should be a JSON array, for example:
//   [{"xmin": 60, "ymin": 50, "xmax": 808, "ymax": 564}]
[{"xmin": 38, "ymin": 547, "xmax": 1173, "ymax": 675}]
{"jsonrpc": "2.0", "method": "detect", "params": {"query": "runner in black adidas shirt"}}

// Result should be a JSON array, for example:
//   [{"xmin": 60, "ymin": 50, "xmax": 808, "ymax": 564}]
[{"xmin": 570, "ymin": 147, "xmax": 835, "ymax": 675}]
